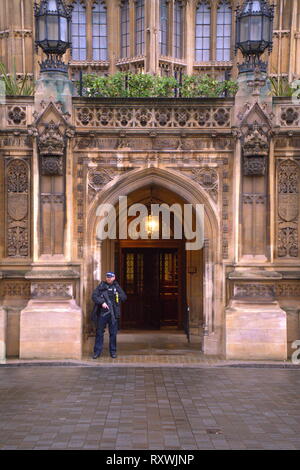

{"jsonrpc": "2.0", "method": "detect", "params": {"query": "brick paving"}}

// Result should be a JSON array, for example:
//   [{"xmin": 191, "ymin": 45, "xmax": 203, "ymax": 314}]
[{"xmin": 0, "ymin": 366, "xmax": 300, "ymax": 450}]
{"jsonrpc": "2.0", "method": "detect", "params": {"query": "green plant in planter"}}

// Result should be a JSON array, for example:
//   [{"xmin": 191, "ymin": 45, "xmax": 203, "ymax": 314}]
[
  {"xmin": 181, "ymin": 74, "xmax": 238, "ymax": 98},
  {"xmin": 81, "ymin": 74, "xmax": 109, "ymax": 97},
  {"xmin": 78, "ymin": 71, "xmax": 238, "ymax": 98},
  {"xmin": 222, "ymin": 80, "xmax": 239, "ymax": 97},
  {"xmin": 153, "ymin": 75, "xmax": 178, "ymax": 97},
  {"xmin": 80, "ymin": 72, "xmax": 127, "ymax": 97},
  {"xmin": 107, "ymin": 72, "xmax": 128, "ymax": 97},
  {"xmin": 126, "ymin": 72, "xmax": 155, "ymax": 97},
  {"xmin": 0, "ymin": 62, "xmax": 34, "ymax": 96},
  {"xmin": 268, "ymin": 76, "xmax": 295, "ymax": 97}
]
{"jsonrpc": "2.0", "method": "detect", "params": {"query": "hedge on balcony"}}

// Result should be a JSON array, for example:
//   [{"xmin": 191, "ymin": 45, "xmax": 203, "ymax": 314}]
[{"xmin": 76, "ymin": 72, "xmax": 238, "ymax": 99}]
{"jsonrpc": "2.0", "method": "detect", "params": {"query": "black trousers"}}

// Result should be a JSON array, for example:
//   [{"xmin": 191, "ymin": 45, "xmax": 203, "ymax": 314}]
[{"xmin": 94, "ymin": 312, "xmax": 118, "ymax": 355}]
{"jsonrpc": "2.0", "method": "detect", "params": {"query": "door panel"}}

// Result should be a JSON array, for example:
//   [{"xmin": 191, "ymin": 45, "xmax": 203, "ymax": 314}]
[
  {"xmin": 159, "ymin": 250, "xmax": 178, "ymax": 327},
  {"xmin": 121, "ymin": 247, "xmax": 181, "ymax": 329}
]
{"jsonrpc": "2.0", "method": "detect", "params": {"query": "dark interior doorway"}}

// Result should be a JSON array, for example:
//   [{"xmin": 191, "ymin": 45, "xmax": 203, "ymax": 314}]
[{"xmin": 119, "ymin": 244, "xmax": 185, "ymax": 329}]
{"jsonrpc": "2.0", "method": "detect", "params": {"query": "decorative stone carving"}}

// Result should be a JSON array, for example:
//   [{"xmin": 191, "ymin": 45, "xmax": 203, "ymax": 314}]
[
  {"xmin": 41, "ymin": 156, "xmax": 63, "ymax": 176},
  {"xmin": 243, "ymin": 156, "xmax": 266, "ymax": 176},
  {"xmin": 77, "ymin": 107, "xmax": 95, "ymax": 126},
  {"xmin": 194, "ymin": 108, "xmax": 211, "ymax": 126},
  {"xmin": 116, "ymin": 108, "xmax": 134, "ymax": 127},
  {"xmin": 234, "ymin": 283, "xmax": 275, "ymax": 299},
  {"xmin": 96, "ymin": 108, "xmax": 114, "ymax": 127},
  {"xmin": 87, "ymin": 166, "xmax": 135, "ymax": 204},
  {"xmin": 31, "ymin": 282, "xmax": 73, "ymax": 299},
  {"xmin": 280, "ymin": 107, "xmax": 300, "ymax": 127},
  {"xmin": 135, "ymin": 108, "xmax": 152, "ymax": 127},
  {"xmin": 7, "ymin": 159, "xmax": 28, "ymax": 193},
  {"xmin": 243, "ymin": 121, "xmax": 269, "ymax": 158},
  {"xmin": 278, "ymin": 160, "xmax": 299, "ymax": 222},
  {"xmin": 237, "ymin": 103, "xmax": 272, "ymax": 177},
  {"xmin": 243, "ymin": 193, "xmax": 266, "ymax": 204},
  {"xmin": 74, "ymin": 105, "xmax": 232, "ymax": 129},
  {"xmin": 1, "ymin": 281, "xmax": 31, "ymax": 298},
  {"xmin": 5, "ymin": 159, "xmax": 30, "ymax": 257},
  {"xmin": 28, "ymin": 102, "xmax": 75, "ymax": 172},
  {"xmin": 191, "ymin": 167, "xmax": 219, "ymax": 203},
  {"xmin": 222, "ymin": 158, "xmax": 230, "ymax": 260},
  {"xmin": 275, "ymin": 283, "xmax": 300, "ymax": 297},
  {"xmin": 38, "ymin": 120, "xmax": 65, "ymax": 156},
  {"xmin": 40, "ymin": 194, "xmax": 65, "ymax": 204},
  {"xmin": 7, "ymin": 106, "xmax": 26, "ymax": 126},
  {"xmin": 212, "ymin": 108, "xmax": 230, "ymax": 127},
  {"xmin": 278, "ymin": 224, "xmax": 298, "ymax": 258},
  {"xmin": 0, "ymin": 135, "xmax": 31, "ymax": 148},
  {"xmin": 277, "ymin": 160, "xmax": 300, "ymax": 258},
  {"xmin": 232, "ymin": 281, "xmax": 300, "ymax": 299},
  {"xmin": 88, "ymin": 168, "xmax": 115, "ymax": 191}
]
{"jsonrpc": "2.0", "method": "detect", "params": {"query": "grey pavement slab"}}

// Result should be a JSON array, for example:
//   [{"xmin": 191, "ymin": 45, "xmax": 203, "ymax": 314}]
[{"xmin": 0, "ymin": 366, "xmax": 299, "ymax": 450}]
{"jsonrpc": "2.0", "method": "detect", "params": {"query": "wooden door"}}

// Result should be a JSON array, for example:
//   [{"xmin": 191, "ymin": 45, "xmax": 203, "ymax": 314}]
[
  {"xmin": 159, "ymin": 249, "xmax": 179, "ymax": 327},
  {"xmin": 120, "ymin": 247, "xmax": 181, "ymax": 329}
]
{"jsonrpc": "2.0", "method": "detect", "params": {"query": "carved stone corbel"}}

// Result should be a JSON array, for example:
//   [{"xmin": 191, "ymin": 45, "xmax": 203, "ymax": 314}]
[{"xmin": 28, "ymin": 101, "xmax": 75, "ymax": 176}]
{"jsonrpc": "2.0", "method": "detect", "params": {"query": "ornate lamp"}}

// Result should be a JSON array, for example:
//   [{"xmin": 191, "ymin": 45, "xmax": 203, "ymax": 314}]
[
  {"xmin": 34, "ymin": 0, "xmax": 72, "ymax": 73},
  {"xmin": 235, "ymin": 0, "xmax": 274, "ymax": 73}
]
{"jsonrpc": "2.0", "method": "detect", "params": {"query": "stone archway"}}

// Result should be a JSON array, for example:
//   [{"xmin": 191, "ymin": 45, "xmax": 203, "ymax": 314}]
[{"xmin": 83, "ymin": 167, "xmax": 223, "ymax": 356}]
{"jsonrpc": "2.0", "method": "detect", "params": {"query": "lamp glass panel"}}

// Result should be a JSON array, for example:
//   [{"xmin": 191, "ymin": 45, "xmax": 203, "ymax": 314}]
[
  {"xmin": 250, "ymin": 15, "xmax": 262, "ymax": 41},
  {"xmin": 239, "ymin": 17, "xmax": 249, "ymax": 42},
  {"xmin": 47, "ymin": 15, "xmax": 59, "ymax": 41},
  {"xmin": 60, "ymin": 17, "xmax": 68, "ymax": 42},
  {"xmin": 263, "ymin": 15, "xmax": 270, "ymax": 42},
  {"xmin": 39, "ymin": 16, "xmax": 46, "ymax": 41}
]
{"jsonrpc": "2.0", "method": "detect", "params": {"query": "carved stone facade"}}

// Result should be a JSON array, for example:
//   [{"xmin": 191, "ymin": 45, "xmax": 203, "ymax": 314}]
[{"xmin": 1, "ymin": 91, "xmax": 300, "ymax": 361}]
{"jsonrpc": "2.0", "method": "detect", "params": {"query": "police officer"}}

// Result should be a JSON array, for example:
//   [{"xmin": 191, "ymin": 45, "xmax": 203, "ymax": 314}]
[{"xmin": 91, "ymin": 272, "xmax": 127, "ymax": 359}]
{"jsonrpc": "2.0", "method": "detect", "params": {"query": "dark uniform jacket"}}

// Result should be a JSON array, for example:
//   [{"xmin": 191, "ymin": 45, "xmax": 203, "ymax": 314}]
[{"xmin": 91, "ymin": 280, "xmax": 127, "ymax": 325}]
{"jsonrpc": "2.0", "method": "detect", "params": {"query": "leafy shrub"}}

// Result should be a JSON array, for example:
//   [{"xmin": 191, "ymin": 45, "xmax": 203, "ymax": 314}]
[
  {"xmin": 77, "ymin": 72, "xmax": 238, "ymax": 98},
  {"xmin": 181, "ymin": 74, "xmax": 238, "ymax": 98}
]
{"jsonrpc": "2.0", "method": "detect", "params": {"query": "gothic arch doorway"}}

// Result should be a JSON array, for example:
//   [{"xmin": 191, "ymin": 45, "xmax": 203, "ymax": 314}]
[
  {"xmin": 113, "ymin": 185, "xmax": 191, "ymax": 331},
  {"xmin": 85, "ymin": 167, "xmax": 221, "ymax": 355}
]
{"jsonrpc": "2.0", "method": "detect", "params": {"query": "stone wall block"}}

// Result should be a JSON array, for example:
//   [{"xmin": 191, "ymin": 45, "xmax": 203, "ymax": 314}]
[
  {"xmin": 225, "ymin": 300, "xmax": 287, "ymax": 360},
  {"xmin": 20, "ymin": 299, "xmax": 82, "ymax": 360}
]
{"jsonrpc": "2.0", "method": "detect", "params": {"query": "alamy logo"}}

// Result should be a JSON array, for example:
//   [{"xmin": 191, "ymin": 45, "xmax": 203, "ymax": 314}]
[
  {"xmin": 291, "ymin": 79, "xmax": 300, "ymax": 105},
  {"xmin": 95, "ymin": 196, "xmax": 204, "ymax": 251},
  {"xmin": 0, "ymin": 79, "xmax": 5, "ymax": 105},
  {"xmin": 291, "ymin": 340, "xmax": 300, "ymax": 365}
]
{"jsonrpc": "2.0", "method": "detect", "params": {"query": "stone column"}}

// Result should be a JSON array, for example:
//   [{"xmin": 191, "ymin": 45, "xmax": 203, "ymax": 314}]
[
  {"xmin": 225, "ymin": 271, "xmax": 287, "ymax": 360},
  {"xmin": 0, "ymin": 302, "xmax": 7, "ymax": 362},
  {"xmin": 202, "ymin": 239, "xmax": 217, "ymax": 355},
  {"xmin": 20, "ymin": 60, "xmax": 82, "ymax": 360},
  {"xmin": 225, "ymin": 62, "xmax": 288, "ymax": 360},
  {"xmin": 145, "ymin": 0, "xmax": 158, "ymax": 74},
  {"xmin": 20, "ymin": 270, "xmax": 82, "ymax": 360},
  {"xmin": 185, "ymin": 0, "xmax": 195, "ymax": 76},
  {"xmin": 95, "ymin": 239, "xmax": 103, "ymax": 282}
]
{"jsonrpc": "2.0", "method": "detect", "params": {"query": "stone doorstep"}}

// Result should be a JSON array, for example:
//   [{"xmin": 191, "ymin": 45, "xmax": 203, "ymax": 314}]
[{"xmin": 0, "ymin": 357, "xmax": 298, "ymax": 368}]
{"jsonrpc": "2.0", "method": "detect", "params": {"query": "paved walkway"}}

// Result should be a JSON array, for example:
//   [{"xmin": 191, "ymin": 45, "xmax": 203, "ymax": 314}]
[{"xmin": 0, "ymin": 365, "xmax": 300, "ymax": 450}]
